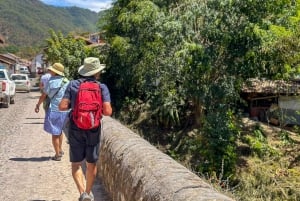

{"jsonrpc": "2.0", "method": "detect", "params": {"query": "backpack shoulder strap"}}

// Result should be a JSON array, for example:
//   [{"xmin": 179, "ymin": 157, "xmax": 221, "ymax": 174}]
[
  {"xmin": 78, "ymin": 78, "xmax": 100, "ymax": 87},
  {"xmin": 49, "ymin": 77, "xmax": 67, "ymax": 99}
]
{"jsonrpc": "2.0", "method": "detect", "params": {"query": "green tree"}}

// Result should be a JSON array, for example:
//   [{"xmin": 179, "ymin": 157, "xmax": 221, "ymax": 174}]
[
  {"xmin": 103, "ymin": 0, "xmax": 299, "ymax": 181},
  {"xmin": 168, "ymin": 0, "xmax": 299, "ymax": 179},
  {"xmin": 252, "ymin": 0, "xmax": 300, "ymax": 79},
  {"xmin": 0, "ymin": 45, "xmax": 19, "ymax": 54},
  {"xmin": 44, "ymin": 30, "xmax": 98, "ymax": 79}
]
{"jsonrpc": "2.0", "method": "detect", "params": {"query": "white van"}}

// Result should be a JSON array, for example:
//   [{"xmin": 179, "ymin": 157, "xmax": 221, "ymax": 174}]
[{"xmin": 19, "ymin": 66, "xmax": 30, "ymax": 74}]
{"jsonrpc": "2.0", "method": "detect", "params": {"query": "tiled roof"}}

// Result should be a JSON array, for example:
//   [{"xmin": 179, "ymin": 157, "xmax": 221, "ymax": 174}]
[{"xmin": 242, "ymin": 78, "xmax": 300, "ymax": 94}]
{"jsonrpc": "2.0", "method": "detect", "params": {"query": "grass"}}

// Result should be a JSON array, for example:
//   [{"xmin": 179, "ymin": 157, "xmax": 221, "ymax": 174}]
[{"xmin": 231, "ymin": 119, "xmax": 300, "ymax": 200}]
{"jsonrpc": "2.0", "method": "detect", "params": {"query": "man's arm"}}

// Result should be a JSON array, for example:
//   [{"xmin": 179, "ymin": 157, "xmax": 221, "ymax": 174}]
[
  {"xmin": 103, "ymin": 102, "xmax": 112, "ymax": 116},
  {"xmin": 100, "ymin": 84, "xmax": 112, "ymax": 116}
]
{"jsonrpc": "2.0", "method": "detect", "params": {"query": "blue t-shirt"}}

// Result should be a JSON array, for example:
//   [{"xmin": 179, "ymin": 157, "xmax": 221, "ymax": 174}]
[{"xmin": 63, "ymin": 78, "xmax": 111, "ymax": 109}]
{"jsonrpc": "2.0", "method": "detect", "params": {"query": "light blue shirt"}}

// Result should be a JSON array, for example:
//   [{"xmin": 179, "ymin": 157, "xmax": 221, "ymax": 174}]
[
  {"xmin": 41, "ymin": 73, "xmax": 51, "ymax": 89},
  {"xmin": 45, "ymin": 76, "xmax": 69, "ymax": 112}
]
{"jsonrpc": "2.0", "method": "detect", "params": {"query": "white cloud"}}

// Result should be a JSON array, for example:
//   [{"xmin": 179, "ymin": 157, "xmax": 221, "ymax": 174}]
[
  {"xmin": 41, "ymin": 0, "xmax": 112, "ymax": 12},
  {"xmin": 65, "ymin": 0, "xmax": 112, "ymax": 12}
]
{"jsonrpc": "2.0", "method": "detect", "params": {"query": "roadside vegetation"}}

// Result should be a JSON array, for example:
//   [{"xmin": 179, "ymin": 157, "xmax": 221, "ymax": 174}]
[
  {"xmin": 42, "ymin": 0, "xmax": 300, "ymax": 200},
  {"xmin": 231, "ymin": 120, "xmax": 300, "ymax": 200}
]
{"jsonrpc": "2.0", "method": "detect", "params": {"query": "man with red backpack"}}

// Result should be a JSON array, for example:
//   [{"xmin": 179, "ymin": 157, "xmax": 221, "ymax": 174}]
[{"xmin": 59, "ymin": 57, "xmax": 112, "ymax": 201}]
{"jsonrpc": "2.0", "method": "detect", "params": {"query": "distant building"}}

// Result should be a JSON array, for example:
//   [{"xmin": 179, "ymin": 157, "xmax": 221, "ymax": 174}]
[
  {"xmin": 241, "ymin": 78, "xmax": 300, "ymax": 125},
  {"xmin": 0, "ymin": 53, "xmax": 20, "ymax": 74},
  {"xmin": 74, "ymin": 32, "xmax": 106, "ymax": 50},
  {"xmin": 31, "ymin": 54, "xmax": 45, "ymax": 75},
  {"xmin": 0, "ymin": 53, "xmax": 31, "ymax": 74}
]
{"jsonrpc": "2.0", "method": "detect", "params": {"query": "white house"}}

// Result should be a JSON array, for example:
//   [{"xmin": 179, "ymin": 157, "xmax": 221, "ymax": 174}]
[{"xmin": 31, "ymin": 54, "xmax": 44, "ymax": 74}]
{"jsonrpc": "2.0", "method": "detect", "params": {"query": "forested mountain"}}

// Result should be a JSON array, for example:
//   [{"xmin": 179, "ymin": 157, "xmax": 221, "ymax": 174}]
[{"xmin": 0, "ymin": 0, "xmax": 99, "ymax": 47}]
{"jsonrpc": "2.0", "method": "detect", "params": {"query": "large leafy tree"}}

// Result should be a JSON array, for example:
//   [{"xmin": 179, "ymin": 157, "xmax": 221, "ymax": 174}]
[
  {"xmin": 103, "ymin": 0, "xmax": 299, "ymax": 181},
  {"xmin": 104, "ymin": 0, "xmax": 179, "ymax": 116},
  {"xmin": 173, "ymin": 0, "xmax": 300, "ymax": 178}
]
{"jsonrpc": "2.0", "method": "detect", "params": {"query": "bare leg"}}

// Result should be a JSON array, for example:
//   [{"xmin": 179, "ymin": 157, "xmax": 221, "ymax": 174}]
[
  {"xmin": 59, "ymin": 133, "xmax": 63, "ymax": 154},
  {"xmin": 72, "ymin": 162, "xmax": 86, "ymax": 195},
  {"xmin": 52, "ymin": 135, "xmax": 61, "ymax": 156},
  {"xmin": 85, "ymin": 162, "xmax": 97, "ymax": 194}
]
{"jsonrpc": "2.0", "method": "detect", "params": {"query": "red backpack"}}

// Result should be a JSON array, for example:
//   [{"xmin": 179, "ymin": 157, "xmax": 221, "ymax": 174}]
[{"xmin": 72, "ymin": 81, "xmax": 103, "ymax": 130}]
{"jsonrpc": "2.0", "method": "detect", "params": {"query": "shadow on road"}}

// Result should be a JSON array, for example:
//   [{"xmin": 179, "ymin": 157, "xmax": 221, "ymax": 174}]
[
  {"xmin": 24, "ymin": 122, "xmax": 44, "ymax": 124},
  {"xmin": 24, "ymin": 117, "xmax": 45, "ymax": 124},
  {"xmin": 28, "ymin": 200, "xmax": 60, "ymax": 201},
  {"xmin": 9, "ymin": 156, "xmax": 51, "ymax": 162}
]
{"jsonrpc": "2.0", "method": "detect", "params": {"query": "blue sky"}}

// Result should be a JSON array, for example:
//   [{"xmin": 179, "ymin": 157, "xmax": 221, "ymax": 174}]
[{"xmin": 40, "ymin": 0, "xmax": 112, "ymax": 12}]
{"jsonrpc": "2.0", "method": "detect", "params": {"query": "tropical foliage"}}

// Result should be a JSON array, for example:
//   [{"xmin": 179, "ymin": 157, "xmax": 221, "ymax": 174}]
[
  {"xmin": 44, "ymin": 30, "xmax": 105, "ymax": 80},
  {"xmin": 98, "ymin": 0, "xmax": 300, "ymax": 199}
]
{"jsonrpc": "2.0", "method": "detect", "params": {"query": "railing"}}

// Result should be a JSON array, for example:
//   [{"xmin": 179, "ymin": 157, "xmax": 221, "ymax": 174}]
[{"xmin": 97, "ymin": 117, "xmax": 234, "ymax": 201}]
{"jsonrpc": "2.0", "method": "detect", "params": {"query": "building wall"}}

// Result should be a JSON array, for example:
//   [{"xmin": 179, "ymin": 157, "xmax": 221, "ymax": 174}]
[{"xmin": 279, "ymin": 96, "xmax": 300, "ymax": 125}]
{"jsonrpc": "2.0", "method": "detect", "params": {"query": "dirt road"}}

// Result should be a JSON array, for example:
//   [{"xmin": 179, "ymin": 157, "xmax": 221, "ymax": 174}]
[{"xmin": 0, "ymin": 90, "xmax": 111, "ymax": 201}]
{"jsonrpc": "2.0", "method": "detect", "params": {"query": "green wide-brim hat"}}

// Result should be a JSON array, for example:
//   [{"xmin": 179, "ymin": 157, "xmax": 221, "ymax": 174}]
[{"xmin": 78, "ymin": 57, "xmax": 105, "ymax": 77}]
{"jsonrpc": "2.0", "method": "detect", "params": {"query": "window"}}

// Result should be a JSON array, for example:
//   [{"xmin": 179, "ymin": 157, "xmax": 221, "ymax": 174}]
[{"xmin": 0, "ymin": 72, "xmax": 5, "ymax": 79}]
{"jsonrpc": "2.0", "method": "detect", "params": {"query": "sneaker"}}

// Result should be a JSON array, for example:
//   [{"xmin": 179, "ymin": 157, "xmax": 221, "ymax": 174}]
[
  {"xmin": 51, "ymin": 155, "xmax": 61, "ymax": 161},
  {"xmin": 78, "ymin": 192, "xmax": 87, "ymax": 201},
  {"xmin": 89, "ymin": 192, "xmax": 94, "ymax": 201},
  {"xmin": 59, "ymin": 151, "xmax": 64, "ymax": 157},
  {"xmin": 79, "ymin": 192, "xmax": 94, "ymax": 201}
]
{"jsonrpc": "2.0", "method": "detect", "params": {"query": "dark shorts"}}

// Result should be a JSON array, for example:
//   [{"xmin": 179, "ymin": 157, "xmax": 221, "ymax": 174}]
[{"xmin": 68, "ymin": 119, "xmax": 101, "ymax": 163}]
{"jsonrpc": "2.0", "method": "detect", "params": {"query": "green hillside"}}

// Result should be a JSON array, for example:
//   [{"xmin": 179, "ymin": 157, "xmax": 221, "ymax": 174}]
[{"xmin": 0, "ymin": 0, "xmax": 98, "ymax": 47}]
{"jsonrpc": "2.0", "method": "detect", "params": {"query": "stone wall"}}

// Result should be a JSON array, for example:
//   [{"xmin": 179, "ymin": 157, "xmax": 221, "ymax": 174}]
[{"xmin": 97, "ymin": 117, "xmax": 234, "ymax": 201}]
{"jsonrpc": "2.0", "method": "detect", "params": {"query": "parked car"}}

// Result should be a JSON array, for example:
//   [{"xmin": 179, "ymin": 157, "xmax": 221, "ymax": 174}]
[
  {"xmin": 0, "ymin": 69, "xmax": 16, "ymax": 108},
  {"xmin": 10, "ymin": 74, "xmax": 31, "ymax": 93},
  {"xmin": 19, "ymin": 66, "xmax": 30, "ymax": 74}
]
